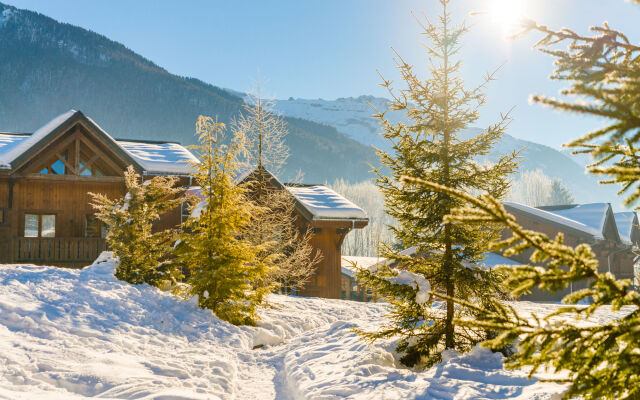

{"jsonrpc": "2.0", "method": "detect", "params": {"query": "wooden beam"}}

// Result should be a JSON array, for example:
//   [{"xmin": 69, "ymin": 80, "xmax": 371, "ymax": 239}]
[
  {"xmin": 78, "ymin": 154, "xmax": 99, "ymax": 174},
  {"xmin": 21, "ymin": 174, "xmax": 125, "ymax": 183},
  {"xmin": 19, "ymin": 133, "xmax": 78, "ymax": 175},
  {"xmin": 78, "ymin": 136, "xmax": 125, "ymax": 176},
  {"xmin": 55, "ymin": 152, "xmax": 78, "ymax": 175},
  {"xmin": 74, "ymin": 136, "xmax": 80, "ymax": 173}
]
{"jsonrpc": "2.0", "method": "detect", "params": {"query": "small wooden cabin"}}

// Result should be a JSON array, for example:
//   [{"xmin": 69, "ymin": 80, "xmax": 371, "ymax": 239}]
[
  {"xmin": 0, "ymin": 110, "xmax": 197, "ymax": 266},
  {"xmin": 236, "ymin": 167, "xmax": 369, "ymax": 299}
]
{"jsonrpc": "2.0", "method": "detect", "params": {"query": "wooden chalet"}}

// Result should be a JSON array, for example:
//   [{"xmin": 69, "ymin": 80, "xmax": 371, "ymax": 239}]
[
  {"xmin": 0, "ymin": 110, "xmax": 197, "ymax": 266},
  {"xmin": 499, "ymin": 202, "xmax": 638, "ymax": 301},
  {"xmin": 234, "ymin": 167, "xmax": 369, "ymax": 299}
]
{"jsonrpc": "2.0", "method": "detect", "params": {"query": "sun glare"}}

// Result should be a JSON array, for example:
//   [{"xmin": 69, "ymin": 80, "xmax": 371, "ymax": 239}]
[{"xmin": 490, "ymin": 0, "xmax": 524, "ymax": 31}]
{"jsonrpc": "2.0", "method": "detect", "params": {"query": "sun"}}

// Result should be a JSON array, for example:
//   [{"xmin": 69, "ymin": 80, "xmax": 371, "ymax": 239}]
[{"xmin": 490, "ymin": 0, "xmax": 524, "ymax": 30}]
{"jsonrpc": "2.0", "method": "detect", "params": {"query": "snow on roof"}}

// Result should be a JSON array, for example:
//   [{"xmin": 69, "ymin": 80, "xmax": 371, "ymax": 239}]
[
  {"xmin": 549, "ymin": 203, "xmax": 610, "ymax": 238},
  {"xmin": 341, "ymin": 256, "xmax": 385, "ymax": 277},
  {"xmin": 0, "ymin": 110, "xmax": 77, "ymax": 169},
  {"xmin": 0, "ymin": 134, "xmax": 29, "ymax": 169},
  {"xmin": 504, "ymin": 202, "xmax": 603, "ymax": 239},
  {"xmin": 0, "ymin": 110, "xmax": 198, "ymax": 175},
  {"xmin": 118, "ymin": 141, "xmax": 198, "ymax": 175},
  {"xmin": 286, "ymin": 185, "xmax": 367, "ymax": 220},
  {"xmin": 614, "ymin": 212, "xmax": 637, "ymax": 245}
]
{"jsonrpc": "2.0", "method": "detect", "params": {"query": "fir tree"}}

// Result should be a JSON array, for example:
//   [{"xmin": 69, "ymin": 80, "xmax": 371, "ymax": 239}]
[
  {"xmin": 357, "ymin": 1, "xmax": 519, "ymax": 367},
  {"xmin": 90, "ymin": 166, "xmax": 183, "ymax": 286},
  {"xmin": 406, "ymin": 177, "xmax": 640, "ymax": 400},
  {"xmin": 405, "ymin": 5, "xmax": 640, "ymax": 398},
  {"xmin": 547, "ymin": 178, "xmax": 575, "ymax": 205},
  {"xmin": 177, "ymin": 116, "xmax": 270, "ymax": 325}
]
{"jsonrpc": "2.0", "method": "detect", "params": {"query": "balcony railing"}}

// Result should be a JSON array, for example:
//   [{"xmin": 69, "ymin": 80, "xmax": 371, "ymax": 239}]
[{"xmin": 11, "ymin": 237, "xmax": 107, "ymax": 265}]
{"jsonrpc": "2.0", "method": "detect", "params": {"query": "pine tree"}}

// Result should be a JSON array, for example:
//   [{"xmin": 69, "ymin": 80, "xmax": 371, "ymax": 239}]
[
  {"xmin": 356, "ymin": 1, "xmax": 519, "ymax": 367},
  {"xmin": 90, "ymin": 166, "xmax": 183, "ymax": 286},
  {"xmin": 404, "ymin": 5, "xmax": 640, "ymax": 398},
  {"xmin": 547, "ymin": 178, "xmax": 575, "ymax": 205},
  {"xmin": 177, "ymin": 116, "xmax": 270, "ymax": 325},
  {"xmin": 232, "ymin": 86, "xmax": 320, "ymax": 292}
]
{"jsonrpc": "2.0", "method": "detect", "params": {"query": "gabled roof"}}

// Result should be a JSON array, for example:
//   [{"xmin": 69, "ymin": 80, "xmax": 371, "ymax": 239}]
[
  {"xmin": 614, "ymin": 212, "xmax": 639, "ymax": 246},
  {"xmin": 118, "ymin": 141, "xmax": 198, "ymax": 175},
  {"xmin": 286, "ymin": 184, "xmax": 368, "ymax": 221},
  {"xmin": 504, "ymin": 202, "xmax": 604, "ymax": 240},
  {"xmin": 341, "ymin": 256, "xmax": 386, "ymax": 278},
  {"xmin": 541, "ymin": 203, "xmax": 620, "ymax": 243},
  {"xmin": 239, "ymin": 167, "xmax": 369, "ymax": 222},
  {"xmin": 505, "ymin": 202, "xmax": 623, "ymax": 243},
  {"xmin": 0, "ymin": 110, "xmax": 197, "ymax": 175}
]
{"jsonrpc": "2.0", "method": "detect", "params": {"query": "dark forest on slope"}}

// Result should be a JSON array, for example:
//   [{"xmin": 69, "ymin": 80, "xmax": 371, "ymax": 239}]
[{"xmin": 0, "ymin": 2, "xmax": 378, "ymax": 183}]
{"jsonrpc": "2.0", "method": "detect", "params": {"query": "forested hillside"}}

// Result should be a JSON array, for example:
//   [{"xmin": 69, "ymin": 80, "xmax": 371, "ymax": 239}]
[{"xmin": 0, "ymin": 2, "xmax": 377, "ymax": 182}]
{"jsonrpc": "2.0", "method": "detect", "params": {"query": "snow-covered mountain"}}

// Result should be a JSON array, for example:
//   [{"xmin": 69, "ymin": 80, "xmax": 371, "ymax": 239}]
[{"xmin": 268, "ymin": 95, "xmax": 624, "ymax": 208}]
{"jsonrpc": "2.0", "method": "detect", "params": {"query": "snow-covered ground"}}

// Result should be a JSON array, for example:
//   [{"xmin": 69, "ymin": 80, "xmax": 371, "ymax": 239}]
[{"xmin": 0, "ymin": 253, "xmax": 623, "ymax": 399}]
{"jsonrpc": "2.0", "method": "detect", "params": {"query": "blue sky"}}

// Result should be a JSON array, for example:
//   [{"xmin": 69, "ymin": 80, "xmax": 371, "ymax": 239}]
[{"xmin": 5, "ymin": 0, "xmax": 640, "ymax": 149}]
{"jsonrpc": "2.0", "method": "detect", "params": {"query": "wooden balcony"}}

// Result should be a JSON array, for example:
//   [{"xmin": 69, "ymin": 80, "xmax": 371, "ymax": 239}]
[{"xmin": 10, "ymin": 237, "xmax": 107, "ymax": 267}]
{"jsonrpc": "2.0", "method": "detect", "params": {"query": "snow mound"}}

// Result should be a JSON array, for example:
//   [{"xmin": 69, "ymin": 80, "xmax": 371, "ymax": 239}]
[{"xmin": 0, "ymin": 254, "xmax": 583, "ymax": 399}]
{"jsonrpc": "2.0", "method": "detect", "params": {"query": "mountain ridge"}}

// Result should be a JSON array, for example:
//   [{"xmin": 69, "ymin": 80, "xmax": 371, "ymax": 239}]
[{"xmin": 0, "ymin": 1, "xmax": 377, "ymax": 183}]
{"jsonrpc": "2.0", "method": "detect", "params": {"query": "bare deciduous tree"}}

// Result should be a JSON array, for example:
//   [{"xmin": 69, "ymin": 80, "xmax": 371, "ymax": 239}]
[
  {"xmin": 233, "ymin": 84, "xmax": 289, "ymax": 174},
  {"xmin": 234, "ymin": 82, "xmax": 319, "ymax": 292}
]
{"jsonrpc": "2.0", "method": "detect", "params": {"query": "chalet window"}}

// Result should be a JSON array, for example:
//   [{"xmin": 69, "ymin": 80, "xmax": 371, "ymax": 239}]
[
  {"xmin": 79, "ymin": 155, "xmax": 106, "ymax": 176},
  {"xmin": 39, "ymin": 152, "xmax": 68, "ymax": 175},
  {"xmin": 41, "ymin": 215, "xmax": 55, "ymax": 237},
  {"xmin": 24, "ymin": 214, "xmax": 55, "ymax": 238},
  {"xmin": 33, "ymin": 138, "xmax": 115, "ymax": 177},
  {"xmin": 85, "ymin": 215, "xmax": 107, "ymax": 238}
]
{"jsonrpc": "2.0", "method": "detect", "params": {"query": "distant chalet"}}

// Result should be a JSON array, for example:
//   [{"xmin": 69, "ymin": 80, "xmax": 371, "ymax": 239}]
[
  {"xmin": 499, "ymin": 202, "xmax": 639, "ymax": 301},
  {"xmin": 0, "ymin": 110, "xmax": 368, "ymax": 299}
]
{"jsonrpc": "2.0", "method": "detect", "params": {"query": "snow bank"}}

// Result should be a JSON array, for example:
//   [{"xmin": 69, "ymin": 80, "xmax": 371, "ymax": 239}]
[{"xmin": 1, "ymin": 254, "xmax": 616, "ymax": 399}]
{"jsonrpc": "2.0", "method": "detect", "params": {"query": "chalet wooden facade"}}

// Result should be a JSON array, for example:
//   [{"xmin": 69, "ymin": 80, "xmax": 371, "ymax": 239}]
[{"xmin": 0, "ymin": 110, "xmax": 196, "ymax": 266}]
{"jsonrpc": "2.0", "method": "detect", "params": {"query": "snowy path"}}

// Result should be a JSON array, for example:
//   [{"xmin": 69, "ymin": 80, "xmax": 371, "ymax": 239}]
[{"xmin": 0, "ymin": 254, "xmax": 625, "ymax": 399}]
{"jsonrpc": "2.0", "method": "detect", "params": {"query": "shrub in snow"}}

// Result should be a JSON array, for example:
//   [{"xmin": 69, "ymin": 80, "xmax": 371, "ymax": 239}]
[
  {"xmin": 90, "ymin": 165, "xmax": 183, "ymax": 286},
  {"xmin": 356, "ymin": 2, "xmax": 518, "ymax": 368},
  {"xmin": 176, "ymin": 116, "xmax": 270, "ymax": 326}
]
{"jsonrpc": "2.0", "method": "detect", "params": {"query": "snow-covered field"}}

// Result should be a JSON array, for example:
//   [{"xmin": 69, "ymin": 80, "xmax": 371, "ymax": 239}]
[{"xmin": 0, "ymin": 253, "xmax": 621, "ymax": 399}]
